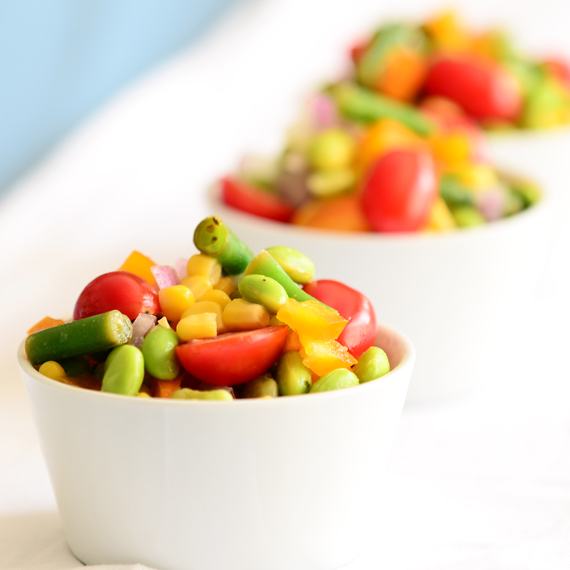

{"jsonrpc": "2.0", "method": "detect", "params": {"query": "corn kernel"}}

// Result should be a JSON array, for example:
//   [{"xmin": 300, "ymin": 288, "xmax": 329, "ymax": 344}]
[
  {"xmin": 159, "ymin": 285, "xmax": 195, "ymax": 321},
  {"xmin": 181, "ymin": 275, "xmax": 213, "ymax": 300},
  {"xmin": 214, "ymin": 276, "xmax": 236, "ymax": 295},
  {"xmin": 197, "ymin": 289, "xmax": 231, "ymax": 309},
  {"xmin": 39, "ymin": 361, "xmax": 67, "ymax": 381},
  {"xmin": 137, "ymin": 392, "xmax": 152, "ymax": 398},
  {"xmin": 181, "ymin": 301, "xmax": 226, "ymax": 333},
  {"xmin": 223, "ymin": 299, "xmax": 270, "ymax": 331},
  {"xmin": 177, "ymin": 313, "xmax": 218, "ymax": 341},
  {"xmin": 157, "ymin": 316, "xmax": 171, "ymax": 329},
  {"xmin": 186, "ymin": 254, "xmax": 222, "ymax": 285}
]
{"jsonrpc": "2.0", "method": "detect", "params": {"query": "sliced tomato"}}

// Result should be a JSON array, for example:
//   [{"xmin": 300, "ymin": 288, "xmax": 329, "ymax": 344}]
[
  {"xmin": 303, "ymin": 280, "xmax": 377, "ymax": 359},
  {"xmin": 221, "ymin": 177, "xmax": 294, "ymax": 223},
  {"xmin": 175, "ymin": 326, "xmax": 289, "ymax": 386}
]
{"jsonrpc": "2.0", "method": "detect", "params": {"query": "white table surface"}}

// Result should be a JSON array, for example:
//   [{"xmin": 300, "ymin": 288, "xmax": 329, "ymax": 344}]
[{"xmin": 1, "ymin": 0, "xmax": 570, "ymax": 568}]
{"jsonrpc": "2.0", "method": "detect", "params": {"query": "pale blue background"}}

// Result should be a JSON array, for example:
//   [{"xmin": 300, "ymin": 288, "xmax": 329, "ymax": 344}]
[{"xmin": 0, "ymin": 0, "xmax": 236, "ymax": 192}]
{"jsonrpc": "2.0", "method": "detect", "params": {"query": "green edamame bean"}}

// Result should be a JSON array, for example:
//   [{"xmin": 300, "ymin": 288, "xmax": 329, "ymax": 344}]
[
  {"xmin": 265, "ymin": 246, "xmax": 316, "ymax": 285},
  {"xmin": 171, "ymin": 388, "xmax": 233, "ymax": 401},
  {"xmin": 308, "ymin": 128, "xmax": 356, "ymax": 171},
  {"xmin": 307, "ymin": 168, "xmax": 356, "ymax": 198},
  {"xmin": 450, "ymin": 205, "xmax": 486, "ymax": 228},
  {"xmin": 353, "ymin": 347, "xmax": 390, "ymax": 384},
  {"xmin": 102, "ymin": 345, "xmax": 145, "ymax": 396},
  {"xmin": 140, "ymin": 327, "xmax": 180, "ymax": 380},
  {"xmin": 276, "ymin": 351, "xmax": 312, "ymax": 396},
  {"xmin": 238, "ymin": 274, "xmax": 288, "ymax": 314},
  {"xmin": 310, "ymin": 368, "xmax": 359, "ymax": 393},
  {"xmin": 59, "ymin": 356, "xmax": 90, "ymax": 377},
  {"xmin": 243, "ymin": 373, "xmax": 279, "ymax": 398}
]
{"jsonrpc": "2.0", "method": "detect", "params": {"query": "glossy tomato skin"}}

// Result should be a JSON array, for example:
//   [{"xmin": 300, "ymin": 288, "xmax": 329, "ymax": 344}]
[
  {"xmin": 221, "ymin": 177, "xmax": 294, "ymax": 223},
  {"xmin": 303, "ymin": 280, "xmax": 377, "ymax": 359},
  {"xmin": 176, "ymin": 325, "xmax": 289, "ymax": 386},
  {"xmin": 362, "ymin": 148, "xmax": 437, "ymax": 232},
  {"xmin": 74, "ymin": 271, "xmax": 160, "ymax": 321},
  {"xmin": 424, "ymin": 56, "xmax": 522, "ymax": 122}
]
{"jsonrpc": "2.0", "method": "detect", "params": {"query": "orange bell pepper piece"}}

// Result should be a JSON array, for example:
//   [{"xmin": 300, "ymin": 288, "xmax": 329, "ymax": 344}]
[
  {"xmin": 152, "ymin": 375, "xmax": 183, "ymax": 398},
  {"xmin": 27, "ymin": 316, "xmax": 65, "ymax": 335},
  {"xmin": 377, "ymin": 47, "xmax": 428, "ymax": 102},
  {"xmin": 119, "ymin": 251, "xmax": 157, "ymax": 286}
]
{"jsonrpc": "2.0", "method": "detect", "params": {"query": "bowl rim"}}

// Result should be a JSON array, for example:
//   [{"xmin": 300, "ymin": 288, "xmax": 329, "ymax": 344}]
[
  {"xmin": 208, "ymin": 183, "xmax": 551, "ymax": 244},
  {"xmin": 17, "ymin": 321, "xmax": 415, "ymax": 408}
]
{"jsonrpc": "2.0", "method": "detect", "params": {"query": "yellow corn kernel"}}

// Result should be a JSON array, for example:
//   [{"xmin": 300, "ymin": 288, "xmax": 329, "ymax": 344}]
[
  {"xmin": 424, "ymin": 197, "xmax": 457, "ymax": 232},
  {"xmin": 197, "ymin": 289, "xmax": 232, "ymax": 309},
  {"xmin": 186, "ymin": 254, "xmax": 222, "ymax": 285},
  {"xmin": 137, "ymin": 392, "xmax": 152, "ymax": 398},
  {"xmin": 157, "ymin": 316, "xmax": 171, "ymax": 329},
  {"xmin": 181, "ymin": 301, "xmax": 226, "ymax": 333},
  {"xmin": 181, "ymin": 275, "xmax": 213, "ymax": 300},
  {"xmin": 214, "ymin": 276, "xmax": 236, "ymax": 295},
  {"xmin": 119, "ymin": 250, "xmax": 157, "ymax": 285},
  {"xmin": 177, "ymin": 313, "xmax": 218, "ymax": 341},
  {"xmin": 139, "ymin": 383, "xmax": 152, "ymax": 395},
  {"xmin": 159, "ymin": 285, "xmax": 195, "ymax": 321},
  {"xmin": 39, "ymin": 361, "xmax": 67, "ymax": 381},
  {"xmin": 222, "ymin": 299, "xmax": 270, "ymax": 331}
]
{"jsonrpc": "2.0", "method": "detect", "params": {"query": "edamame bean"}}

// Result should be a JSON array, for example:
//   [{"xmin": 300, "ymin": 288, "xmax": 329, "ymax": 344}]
[
  {"xmin": 102, "ymin": 345, "xmax": 145, "ymax": 396},
  {"xmin": 238, "ymin": 274, "xmax": 288, "ymax": 314},
  {"xmin": 243, "ymin": 373, "xmax": 279, "ymax": 398},
  {"xmin": 59, "ymin": 356, "xmax": 90, "ymax": 377},
  {"xmin": 276, "ymin": 351, "xmax": 312, "ymax": 396},
  {"xmin": 310, "ymin": 368, "xmax": 359, "ymax": 393},
  {"xmin": 353, "ymin": 347, "xmax": 390, "ymax": 383},
  {"xmin": 450, "ymin": 205, "xmax": 486, "ymax": 228},
  {"xmin": 171, "ymin": 388, "xmax": 233, "ymax": 401},
  {"xmin": 307, "ymin": 168, "xmax": 356, "ymax": 198},
  {"xmin": 308, "ymin": 128, "xmax": 356, "ymax": 171},
  {"xmin": 140, "ymin": 327, "xmax": 180, "ymax": 380},
  {"xmin": 265, "ymin": 246, "xmax": 315, "ymax": 284}
]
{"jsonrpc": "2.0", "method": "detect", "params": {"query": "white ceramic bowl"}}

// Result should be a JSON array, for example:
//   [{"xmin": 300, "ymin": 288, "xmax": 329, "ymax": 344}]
[
  {"xmin": 18, "ymin": 324, "xmax": 414, "ymax": 570},
  {"xmin": 210, "ymin": 190, "xmax": 551, "ymax": 402}
]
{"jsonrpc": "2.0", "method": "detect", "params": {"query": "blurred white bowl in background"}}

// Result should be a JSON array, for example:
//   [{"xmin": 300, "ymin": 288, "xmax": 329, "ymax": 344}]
[
  {"xmin": 210, "ymin": 189, "xmax": 551, "ymax": 403},
  {"xmin": 18, "ymin": 324, "xmax": 414, "ymax": 570}
]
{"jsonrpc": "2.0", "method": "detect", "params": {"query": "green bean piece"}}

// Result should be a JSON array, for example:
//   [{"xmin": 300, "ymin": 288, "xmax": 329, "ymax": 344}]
[
  {"xmin": 276, "ymin": 351, "xmax": 312, "ymax": 396},
  {"xmin": 102, "ymin": 345, "xmax": 145, "ymax": 396},
  {"xmin": 171, "ymin": 388, "xmax": 234, "ymax": 401},
  {"xmin": 238, "ymin": 274, "xmax": 288, "ymax": 314},
  {"xmin": 193, "ymin": 216, "xmax": 254, "ymax": 275},
  {"xmin": 25, "ymin": 310, "xmax": 132, "ymax": 366},
  {"xmin": 310, "ymin": 369, "xmax": 359, "ymax": 393},
  {"xmin": 439, "ymin": 175, "xmax": 475, "ymax": 207},
  {"xmin": 328, "ymin": 82, "xmax": 435, "ymax": 136},
  {"xmin": 141, "ymin": 327, "xmax": 180, "ymax": 380},
  {"xmin": 59, "ymin": 356, "xmax": 90, "ymax": 377},
  {"xmin": 244, "ymin": 251, "xmax": 323, "ymax": 305},
  {"xmin": 450, "ymin": 206, "xmax": 486, "ymax": 228},
  {"xmin": 353, "ymin": 347, "xmax": 390, "ymax": 384},
  {"xmin": 243, "ymin": 373, "xmax": 279, "ymax": 398},
  {"xmin": 265, "ymin": 246, "xmax": 315, "ymax": 284}
]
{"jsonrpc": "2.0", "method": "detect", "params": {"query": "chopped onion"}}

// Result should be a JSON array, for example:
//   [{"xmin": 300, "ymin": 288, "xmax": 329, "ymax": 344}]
[
  {"xmin": 312, "ymin": 94, "xmax": 338, "ymax": 128},
  {"xmin": 477, "ymin": 188, "xmax": 507, "ymax": 222},
  {"xmin": 151, "ymin": 265, "xmax": 180, "ymax": 289},
  {"xmin": 129, "ymin": 313, "xmax": 157, "ymax": 348},
  {"xmin": 175, "ymin": 258, "xmax": 188, "ymax": 281}
]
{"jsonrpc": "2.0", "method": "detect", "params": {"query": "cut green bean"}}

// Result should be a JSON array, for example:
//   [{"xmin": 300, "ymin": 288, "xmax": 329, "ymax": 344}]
[
  {"xmin": 193, "ymin": 216, "xmax": 254, "ymax": 275},
  {"xmin": 26, "ymin": 310, "xmax": 132, "ymax": 366},
  {"xmin": 102, "ymin": 345, "xmax": 145, "ymax": 396},
  {"xmin": 172, "ymin": 388, "xmax": 234, "ymax": 401},
  {"xmin": 353, "ymin": 347, "xmax": 390, "ymax": 383}
]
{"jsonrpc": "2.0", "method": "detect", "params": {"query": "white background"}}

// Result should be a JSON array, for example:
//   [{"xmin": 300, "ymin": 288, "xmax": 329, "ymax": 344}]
[{"xmin": 1, "ymin": 0, "xmax": 570, "ymax": 568}]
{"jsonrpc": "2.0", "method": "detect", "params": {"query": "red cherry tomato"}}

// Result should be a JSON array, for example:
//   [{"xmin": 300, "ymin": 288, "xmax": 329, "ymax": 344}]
[
  {"xmin": 176, "ymin": 326, "xmax": 289, "ymax": 386},
  {"xmin": 544, "ymin": 57, "xmax": 570, "ymax": 88},
  {"xmin": 303, "ymin": 280, "xmax": 376, "ymax": 359},
  {"xmin": 74, "ymin": 271, "xmax": 160, "ymax": 321},
  {"xmin": 423, "ymin": 55, "xmax": 522, "ymax": 122},
  {"xmin": 221, "ymin": 176, "xmax": 294, "ymax": 223},
  {"xmin": 361, "ymin": 148, "xmax": 437, "ymax": 232}
]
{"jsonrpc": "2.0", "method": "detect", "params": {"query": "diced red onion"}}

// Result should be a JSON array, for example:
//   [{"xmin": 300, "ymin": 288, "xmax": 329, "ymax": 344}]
[
  {"xmin": 129, "ymin": 313, "xmax": 157, "ymax": 348},
  {"xmin": 476, "ymin": 188, "xmax": 507, "ymax": 222},
  {"xmin": 151, "ymin": 265, "xmax": 180, "ymax": 290},
  {"xmin": 312, "ymin": 94, "xmax": 338, "ymax": 129},
  {"xmin": 175, "ymin": 258, "xmax": 188, "ymax": 281}
]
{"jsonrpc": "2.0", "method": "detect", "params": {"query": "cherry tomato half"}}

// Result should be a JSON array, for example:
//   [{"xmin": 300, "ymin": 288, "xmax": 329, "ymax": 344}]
[
  {"xmin": 361, "ymin": 148, "xmax": 437, "ymax": 232},
  {"xmin": 303, "ymin": 280, "xmax": 376, "ymax": 359},
  {"xmin": 73, "ymin": 271, "xmax": 160, "ymax": 321},
  {"xmin": 176, "ymin": 325, "xmax": 289, "ymax": 386},
  {"xmin": 424, "ymin": 55, "xmax": 522, "ymax": 123},
  {"xmin": 221, "ymin": 177, "xmax": 294, "ymax": 223}
]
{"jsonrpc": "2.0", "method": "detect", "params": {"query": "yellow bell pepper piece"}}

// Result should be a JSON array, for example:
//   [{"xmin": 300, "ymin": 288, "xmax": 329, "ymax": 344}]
[
  {"xmin": 424, "ymin": 197, "xmax": 457, "ymax": 232},
  {"xmin": 302, "ymin": 340, "xmax": 357, "ymax": 377},
  {"xmin": 119, "ymin": 251, "xmax": 157, "ymax": 285}
]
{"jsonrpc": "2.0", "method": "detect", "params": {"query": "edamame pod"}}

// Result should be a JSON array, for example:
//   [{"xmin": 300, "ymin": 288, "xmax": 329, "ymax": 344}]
[
  {"xmin": 276, "ymin": 351, "xmax": 312, "ymax": 396},
  {"xmin": 140, "ymin": 327, "xmax": 180, "ymax": 380},
  {"xmin": 102, "ymin": 345, "xmax": 145, "ymax": 396},
  {"xmin": 193, "ymin": 216, "xmax": 254, "ymax": 275},
  {"xmin": 25, "ymin": 310, "xmax": 132, "ymax": 366},
  {"xmin": 353, "ymin": 347, "xmax": 390, "ymax": 383},
  {"xmin": 328, "ymin": 82, "xmax": 435, "ymax": 136},
  {"xmin": 171, "ymin": 388, "xmax": 234, "ymax": 401},
  {"xmin": 243, "ymin": 373, "xmax": 279, "ymax": 398},
  {"xmin": 265, "ymin": 246, "xmax": 315, "ymax": 284},
  {"xmin": 238, "ymin": 274, "xmax": 288, "ymax": 314},
  {"xmin": 310, "ymin": 368, "xmax": 359, "ymax": 393}
]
